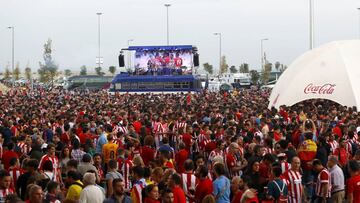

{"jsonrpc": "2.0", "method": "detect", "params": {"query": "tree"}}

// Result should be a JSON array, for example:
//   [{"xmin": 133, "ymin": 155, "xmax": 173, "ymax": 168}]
[
  {"xmin": 261, "ymin": 63, "xmax": 272, "ymax": 84},
  {"xmin": 274, "ymin": 61, "xmax": 281, "ymax": 71},
  {"xmin": 38, "ymin": 39, "xmax": 59, "ymax": 84},
  {"xmin": 95, "ymin": 67, "xmax": 105, "ymax": 76},
  {"xmin": 13, "ymin": 62, "xmax": 21, "ymax": 80},
  {"xmin": 108, "ymin": 66, "xmax": 116, "ymax": 75},
  {"xmin": 80, "ymin": 65, "xmax": 87, "ymax": 76},
  {"xmin": 220, "ymin": 56, "xmax": 229, "ymax": 75},
  {"xmin": 64, "ymin": 69, "xmax": 72, "ymax": 77},
  {"xmin": 249, "ymin": 70, "xmax": 260, "ymax": 85},
  {"xmin": 203, "ymin": 63, "xmax": 213, "ymax": 75},
  {"xmin": 25, "ymin": 67, "xmax": 32, "ymax": 81},
  {"xmin": 239, "ymin": 63, "xmax": 249, "ymax": 73},
  {"xmin": 279, "ymin": 65, "xmax": 288, "ymax": 72},
  {"xmin": 229, "ymin": 65, "xmax": 237, "ymax": 73},
  {"xmin": 4, "ymin": 68, "xmax": 11, "ymax": 80}
]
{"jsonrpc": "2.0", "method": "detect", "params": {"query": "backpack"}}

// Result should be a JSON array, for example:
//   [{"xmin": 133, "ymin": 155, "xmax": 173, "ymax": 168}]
[{"xmin": 273, "ymin": 180, "xmax": 288, "ymax": 203}]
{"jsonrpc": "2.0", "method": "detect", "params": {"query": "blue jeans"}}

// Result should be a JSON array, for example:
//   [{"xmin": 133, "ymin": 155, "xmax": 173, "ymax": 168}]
[{"xmin": 302, "ymin": 169, "xmax": 314, "ymax": 201}]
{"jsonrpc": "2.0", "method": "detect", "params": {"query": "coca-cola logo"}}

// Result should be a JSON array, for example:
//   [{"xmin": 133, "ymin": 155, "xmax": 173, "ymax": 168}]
[{"xmin": 304, "ymin": 83, "xmax": 336, "ymax": 94}]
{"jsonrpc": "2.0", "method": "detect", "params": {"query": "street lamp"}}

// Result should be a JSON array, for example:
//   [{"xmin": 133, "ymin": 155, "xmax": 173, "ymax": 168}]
[
  {"xmin": 7, "ymin": 26, "xmax": 14, "ymax": 86},
  {"xmin": 165, "ymin": 4, "xmax": 171, "ymax": 45},
  {"xmin": 214, "ymin": 33, "xmax": 222, "ymax": 75},
  {"xmin": 261, "ymin": 38, "xmax": 268, "ymax": 71},
  {"xmin": 127, "ymin": 39, "xmax": 134, "ymax": 68},
  {"xmin": 309, "ymin": 0, "xmax": 314, "ymax": 49},
  {"xmin": 96, "ymin": 12, "xmax": 102, "ymax": 68}
]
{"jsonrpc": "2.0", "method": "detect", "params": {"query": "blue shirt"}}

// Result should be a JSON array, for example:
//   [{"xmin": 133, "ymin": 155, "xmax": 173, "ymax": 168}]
[
  {"xmin": 267, "ymin": 179, "xmax": 288, "ymax": 200},
  {"xmin": 212, "ymin": 175, "xmax": 230, "ymax": 203},
  {"xmin": 96, "ymin": 133, "xmax": 107, "ymax": 153}
]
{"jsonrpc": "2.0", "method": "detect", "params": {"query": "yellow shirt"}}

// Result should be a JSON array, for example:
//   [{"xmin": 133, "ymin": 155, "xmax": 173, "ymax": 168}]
[
  {"xmin": 102, "ymin": 142, "xmax": 118, "ymax": 164},
  {"xmin": 66, "ymin": 180, "xmax": 83, "ymax": 201}
]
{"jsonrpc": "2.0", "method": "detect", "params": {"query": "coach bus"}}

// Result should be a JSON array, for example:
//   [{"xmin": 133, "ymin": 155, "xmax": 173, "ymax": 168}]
[
  {"xmin": 64, "ymin": 75, "xmax": 113, "ymax": 90},
  {"xmin": 108, "ymin": 73, "xmax": 202, "ymax": 94}
]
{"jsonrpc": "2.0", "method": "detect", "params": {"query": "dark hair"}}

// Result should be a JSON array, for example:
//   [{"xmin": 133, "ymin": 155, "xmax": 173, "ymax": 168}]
[
  {"xmin": 0, "ymin": 170, "xmax": 10, "ymax": 179},
  {"xmin": 213, "ymin": 163, "xmax": 226, "ymax": 176},
  {"xmin": 93, "ymin": 153, "xmax": 102, "ymax": 159},
  {"xmin": 43, "ymin": 160, "xmax": 53, "ymax": 171},
  {"xmin": 112, "ymin": 178, "xmax": 123, "ymax": 188},
  {"xmin": 67, "ymin": 171, "xmax": 81, "ymax": 180},
  {"xmin": 46, "ymin": 181, "xmax": 59, "ymax": 193},
  {"xmin": 26, "ymin": 159, "xmax": 39, "ymax": 169},
  {"xmin": 67, "ymin": 159, "xmax": 79, "ymax": 169},
  {"xmin": 272, "ymin": 167, "xmax": 282, "ymax": 177},
  {"xmin": 72, "ymin": 139, "xmax": 80, "ymax": 149},
  {"xmin": 47, "ymin": 143, "xmax": 55, "ymax": 150},
  {"xmin": 184, "ymin": 159, "xmax": 194, "ymax": 171},
  {"xmin": 171, "ymin": 173, "xmax": 182, "ymax": 185},
  {"xmin": 144, "ymin": 167, "xmax": 151, "ymax": 178},
  {"xmin": 132, "ymin": 166, "xmax": 144, "ymax": 178},
  {"xmin": 312, "ymin": 159, "xmax": 323, "ymax": 167},
  {"xmin": 108, "ymin": 159, "xmax": 117, "ymax": 169},
  {"xmin": 144, "ymin": 184, "xmax": 157, "ymax": 198},
  {"xmin": 7, "ymin": 142, "xmax": 15, "ymax": 150},
  {"xmin": 82, "ymin": 154, "xmax": 91, "ymax": 163},
  {"xmin": 9, "ymin": 158, "xmax": 18, "ymax": 166},
  {"xmin": 348, "ymin": 160, "xmax": 360, "ymax": 173},
  {"xmin": 198, "ymin": 165, "xmax": 208, "ymax": 178}
]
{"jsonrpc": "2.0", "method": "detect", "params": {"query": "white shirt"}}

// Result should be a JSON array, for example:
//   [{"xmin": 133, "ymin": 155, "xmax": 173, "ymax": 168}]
[
  {"xmin": 329, "ymin": 164, "xmax": 345, "ymax": 193},
  {"xmin": 79, "ymin": 185, "xmax": 105, "ymax": 203}
]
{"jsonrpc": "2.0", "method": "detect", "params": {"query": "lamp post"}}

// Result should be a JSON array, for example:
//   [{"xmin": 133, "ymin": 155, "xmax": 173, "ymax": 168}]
[
  {"xmin": 96, "ymin": 12, "xmax": 102, "ymax": 68},
  {"xmin": 127, "ymin": 39, "xmax": 134, "ymax": 68},
  {"xmin": 309, "ymin": 0, "xmax": 314, "ymax": 49},
  {"xmin": 7, "ymin": 26, "xmax": 14, "ymax": 86},
  {"xmin": 214, "ymin": 33, "xmax": 222, "ymax": 75},
  {"xmin": 165, "ymin": 4, "xmax": 171, "ymax": 45},
  {"xmin": 261, "ymin": 38, "xmax": 268, "ymax": 71}
]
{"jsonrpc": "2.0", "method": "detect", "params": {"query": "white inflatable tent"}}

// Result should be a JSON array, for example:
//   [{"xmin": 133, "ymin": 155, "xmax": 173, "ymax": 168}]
[{"xmin": 268, "ymin": 40, "xmax": 360, "ymax": 110}]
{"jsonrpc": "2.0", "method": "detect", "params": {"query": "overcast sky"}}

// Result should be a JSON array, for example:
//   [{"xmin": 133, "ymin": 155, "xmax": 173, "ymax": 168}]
[{"xmin": 0, "ymin": 0, "xmax": 359, "ymax": 73}]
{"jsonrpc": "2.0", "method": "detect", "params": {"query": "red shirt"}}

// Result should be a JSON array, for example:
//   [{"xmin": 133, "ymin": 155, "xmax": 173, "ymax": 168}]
[
  {"xmin": 175, "ymin": 149, "xmax": 189, "ymax": 173},
  {"xmin": 195, "ymin": 178, "xmax": 213, "ymax": 201},
  {"xmin": 181, "ymin": 133, "xmax": 192, "ymax": 152},
  {"xmin": 133, "ymin": 121, "xmax": 142, "ymax": 134},
  {"xmin": 274, "ymin": 131, "xmax": 281, "ymax": 142},
  {"xmin": 144, "ymin": 197, "xmax": 160, "ymax": 203},
  {"xmin": 2, "ymin": 151, "xmax": 18, "ymax": 170},
  {"xmin": 231, "ymin": 190, "xmax": 243, "ymax": 203},
  {"xmin": 172, "ymin": 186, "xmax": 186, "ymax": 203},
  {"xmin": 78, "ymin": 132, "xmax": 92, "ymax": 144},
  {"xmin": 140, "ymin": 146, "xmax": 155, "ymax": 166},
  {"xmin": 347, "ymin": 174, "xmax": 360, "ymax": 202}
]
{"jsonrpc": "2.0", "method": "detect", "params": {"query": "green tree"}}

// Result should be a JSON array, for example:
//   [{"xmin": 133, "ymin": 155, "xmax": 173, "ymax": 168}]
[
  {"xmin": 239, "ymin": 63, "xmax": 249, "ymax": 73},
  {"xmin": 13, "ymin": 62, "xmax": 21, "ymax": 80},
  {"xmin": 95, "ymin": 67, "xmax": 105, "ymax": 76},
  {"xmin": 64, "ymin": 69, "xmax": 72, "ymax": 77},
  {"xmin": 279, "ymin": 64, "xmax": 288, "ymax": 72},
  {"xmin": 229, "ymin": 65, "xmax": 237, "ymax": 73},
  {"xmin": 108, "ymin": 66, "xmax": 116, "ymax": 75},
  {"xmin": 220, "ymin": 56, "xmax": 229, "ymax": 75},
  {"xmin": 249, "ymin": 70, "xmax": 260, "ymax": 85},
  {"xmin": 38, "ymin": 39, "xmax": 59, "ymax": 84},
  {"xmin": 25, "ymin": 67, "xmax": 32, "ymax": 81},
  {"xmin": 80, "ymin": 65, "xmax": 87, "ymax": 76},
  {"xmin": 203, "ymin": 63, "xmax": 213, "ymax": 75},
  {"xmin": 4, "ymin": 68, "xmax": 11, "ymax": 80},
  {"xmin": 261, "ymin": 63, "xmax": 272, "ymax": 84}
]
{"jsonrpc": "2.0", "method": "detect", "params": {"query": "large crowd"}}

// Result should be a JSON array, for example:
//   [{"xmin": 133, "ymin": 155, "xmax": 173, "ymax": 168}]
[{"xmin": 0, "ymin": 87, "xmax": 359, "ymax": 203}]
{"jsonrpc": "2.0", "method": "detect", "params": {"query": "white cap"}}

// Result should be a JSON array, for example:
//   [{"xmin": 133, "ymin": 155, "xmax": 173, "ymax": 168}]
[{"xmin": 356, "ymin": 126, "xmax": 360, "ymax": 134}]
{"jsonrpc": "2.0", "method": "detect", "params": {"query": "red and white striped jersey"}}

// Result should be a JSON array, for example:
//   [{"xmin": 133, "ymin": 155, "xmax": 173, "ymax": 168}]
[
  {"xmin": 120, "ymin": 159, "xmax": 133, "ymax": 190},
  {"xmin": 283, "ymin": 169, "xmax": 303, "ymax": 203},
  {"xmin": 17, "ymin": 142, "xmax": 31, "ymax": 155},
  {"xmin": 130, "ymin": 182, "xmax": 144, "ymax": 203},
  {"xmin": 345, "ymin": 141, "xmax": 353, "ymax": 156},
  {"xmin": 38, "ymin": 155, "xmax": 60, "ymax": 181},
  {"xmin": 118, "ymin": 126, "xmax": 128, "ymax": 135},
  {"xmin": 280, "ymin": 161, "xmax": 291, "ymax": 174},
  {"xmin": 315, "ymin": 168, "xmax": 331, "ymax": 198},
  {"xmin": 174, "ymin": 122, "xmax": 187, "ymax": 133},
  {"xmin": 208, "ymin": 149, "xmax": 224, "ymax": 164},
  {"xmin": 8, "ymin": 167, "xmax": 23, "ymax": 190},
  {"xmin": 226, "ymin": 153, "xmax": 242, "ymax": 178},
  {"xmin": 328, "ymin": 141, "xmax": 339, "ymax": 153},
  {"xmin": 0, "ymin": 188, "xmax": 14, "ymax": 202},
  {"xmin": 263, "ymin": 147, "xmax": 273, "ymax": 155},
  {"xmin": 181, "ymin": 172, "xmax": 197, "ymax": 203}
]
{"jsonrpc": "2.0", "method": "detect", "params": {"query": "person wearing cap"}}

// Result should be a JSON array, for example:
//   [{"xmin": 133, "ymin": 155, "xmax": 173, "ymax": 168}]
[
  {"xmin": 277, "ymin": 153, "xmax": 290, "ymax": 174},
  {"xmin": 327, "ymin": 156, "xmax": 344, "ymax": 203}
]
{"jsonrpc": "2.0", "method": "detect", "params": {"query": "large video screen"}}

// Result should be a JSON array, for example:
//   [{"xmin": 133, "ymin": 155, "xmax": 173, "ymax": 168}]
[{"xmin": 134, "ymin": 49, "xmax": 193, "ymax": 75}]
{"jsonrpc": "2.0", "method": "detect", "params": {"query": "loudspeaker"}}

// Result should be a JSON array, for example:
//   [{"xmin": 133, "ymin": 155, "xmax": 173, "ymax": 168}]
[
  {"xmin": 118, "ymin": 54, "xmax": 125, "ymax": 67},
  {"xmin": 193, "ymin": 53, "xmax": 199, "ymax": 67}
]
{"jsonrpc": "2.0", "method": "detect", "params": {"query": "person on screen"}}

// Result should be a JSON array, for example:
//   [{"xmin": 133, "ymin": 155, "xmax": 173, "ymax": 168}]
[{"xmin": 174, "ymin": 53, "xmax": 183, "ymax": 69}]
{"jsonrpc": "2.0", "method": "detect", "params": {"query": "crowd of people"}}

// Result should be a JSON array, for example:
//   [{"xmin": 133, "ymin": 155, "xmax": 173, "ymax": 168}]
[{"xmin": 0, "ymin": 86, "xmax": 359, "ymax": 203}]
